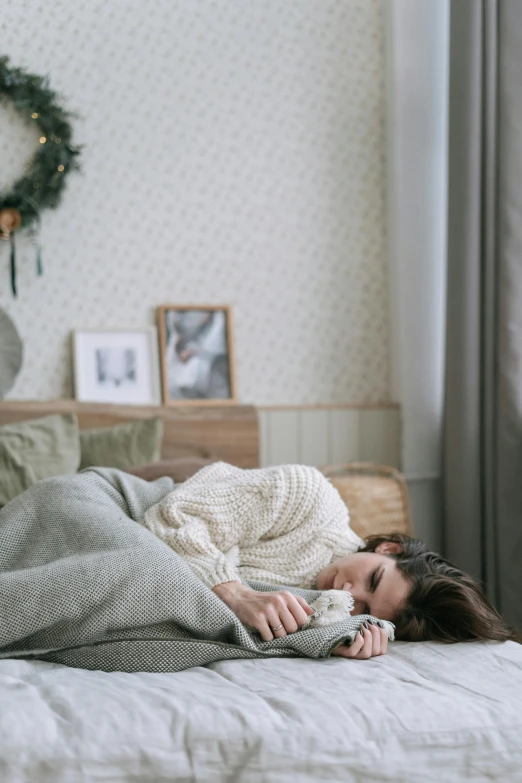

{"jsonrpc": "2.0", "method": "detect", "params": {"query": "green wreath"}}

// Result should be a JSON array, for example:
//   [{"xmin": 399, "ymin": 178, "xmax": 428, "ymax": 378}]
[{"xmin": 0, "ymin": 56, "xmax": 81, "ymax": 296}]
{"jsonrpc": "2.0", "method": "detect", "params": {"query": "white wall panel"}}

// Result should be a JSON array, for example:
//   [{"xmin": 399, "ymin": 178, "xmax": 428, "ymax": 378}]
[
  {"xmin": 265, "ymin": 410, "xmax": 300, "ymax": 466},
  {"xmin": 259, "ymin": 406, "xmax": 400, "ymax": 469},
  {"xmin": 329, "ymin": 409, "xmax": 361, "ymax": 464},
  {"xmin": 258, "ymin": 409, "xmax": 271, "ymax": 469},
  {"xmin": 300, "ymin": 410, "xmax": 330, "ymax": 466}
]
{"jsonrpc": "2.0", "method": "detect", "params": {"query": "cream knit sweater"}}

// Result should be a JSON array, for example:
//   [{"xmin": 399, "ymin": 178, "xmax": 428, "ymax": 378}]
[{"xmin": 142, "ymin": 462, "xmax": 363, "ymax": 589}]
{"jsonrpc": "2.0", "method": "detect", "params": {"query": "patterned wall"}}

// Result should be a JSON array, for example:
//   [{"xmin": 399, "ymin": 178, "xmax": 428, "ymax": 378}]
[{"xmin": 0, "ymin": 0, "xmax": 389, "ymax": 405}]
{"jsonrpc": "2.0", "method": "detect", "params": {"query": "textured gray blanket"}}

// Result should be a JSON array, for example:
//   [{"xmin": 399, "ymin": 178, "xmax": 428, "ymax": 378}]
[{"xmin": 0, "ymin": 468, "xmax": 381, "ymax": 672}]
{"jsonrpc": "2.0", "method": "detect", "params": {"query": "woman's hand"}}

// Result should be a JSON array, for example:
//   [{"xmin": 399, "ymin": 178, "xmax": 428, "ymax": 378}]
[
  {"xmin": 331, "ymin": 620, "xmax": 388, "ymax": 659},
  {"xmin": 212, "ymin": 581, "xmax": 314, "ymax": 641}
]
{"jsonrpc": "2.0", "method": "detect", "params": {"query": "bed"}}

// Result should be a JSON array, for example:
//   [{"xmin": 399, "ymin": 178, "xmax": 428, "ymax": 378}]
[
  {"xmin": 0, "ymin": 401, "xmax": 521, "ymax": 783},
  {"xmin": 1, "ymin": 639, "xmax": 521, "ymax": 782}
]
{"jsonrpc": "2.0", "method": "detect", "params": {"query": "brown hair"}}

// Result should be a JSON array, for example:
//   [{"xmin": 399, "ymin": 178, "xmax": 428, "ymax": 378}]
[{"xmin": 361, "ymin": 533, "xmax": 521, "ymax": 644}]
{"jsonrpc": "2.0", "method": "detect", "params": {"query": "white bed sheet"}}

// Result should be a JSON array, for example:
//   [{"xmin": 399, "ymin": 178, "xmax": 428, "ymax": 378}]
[{"xmin": 1, "ymin": 640, "xmax": 521, "ymax": 783}]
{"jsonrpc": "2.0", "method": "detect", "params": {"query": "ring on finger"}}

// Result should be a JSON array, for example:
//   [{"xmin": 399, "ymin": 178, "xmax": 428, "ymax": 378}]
[{"xmin": 270, "ymin": 624, "xmax": 284, "ymax": 632}]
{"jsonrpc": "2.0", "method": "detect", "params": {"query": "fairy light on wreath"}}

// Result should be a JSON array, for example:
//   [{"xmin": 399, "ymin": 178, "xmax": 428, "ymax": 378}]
[{"xmin": 0, "ymin": 56, "xmax": 81, "ymax": 296}]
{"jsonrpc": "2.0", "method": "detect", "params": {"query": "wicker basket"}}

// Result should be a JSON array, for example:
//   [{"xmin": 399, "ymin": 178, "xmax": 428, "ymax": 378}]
[{"xmin": 320, "ymin": 462, "xmax": 412, "ymax": 540}]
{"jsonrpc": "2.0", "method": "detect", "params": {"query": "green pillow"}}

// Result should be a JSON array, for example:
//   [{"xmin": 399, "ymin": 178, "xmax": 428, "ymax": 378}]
[
  {"xmin": 79, "ymin": 417, "xmax": 163, "ymax": 471},
  {"xmin": 0, "ymin": 413, "xmax": 81, "ymax": 507}
]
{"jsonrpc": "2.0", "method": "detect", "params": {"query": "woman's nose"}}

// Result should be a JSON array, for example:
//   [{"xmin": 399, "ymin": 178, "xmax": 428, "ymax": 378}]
[{"xmin": 341, "ymin": 581, "xmax": 352, "ymax": 592}]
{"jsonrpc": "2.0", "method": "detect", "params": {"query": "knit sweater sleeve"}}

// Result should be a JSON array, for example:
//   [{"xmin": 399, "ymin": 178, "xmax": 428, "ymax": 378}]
[
  {"xmin": 141, "ymin": 462, "xmax": 274, "ymax": 588},
  {"xmin": 142, "ymin": 462, "xmax": 358, "ymax": 590}
]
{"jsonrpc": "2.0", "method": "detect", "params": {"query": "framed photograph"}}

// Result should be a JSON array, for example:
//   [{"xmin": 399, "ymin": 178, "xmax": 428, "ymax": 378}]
[
  {"xmin": 157, "ymin": 305, "xmax": 237, "ymax": 405},
  {"xmin": 73, "ymin": 328, "xmax": 161, "ymax": 405}
]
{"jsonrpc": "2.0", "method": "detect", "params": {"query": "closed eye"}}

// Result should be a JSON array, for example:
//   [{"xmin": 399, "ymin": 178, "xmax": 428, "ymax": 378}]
[
  {"xmin": 371, "ymin": 566, "xmax": 384, "ymax": 593},
  {"xmin": 364, "ymin": 567, "xmax": 384, "ymax": 615}
]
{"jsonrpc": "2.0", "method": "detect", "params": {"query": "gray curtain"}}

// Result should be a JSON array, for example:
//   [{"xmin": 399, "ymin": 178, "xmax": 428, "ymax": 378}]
[{"xmin": 444, "ymin": 0, "xmax": 522, "ymax": 630}]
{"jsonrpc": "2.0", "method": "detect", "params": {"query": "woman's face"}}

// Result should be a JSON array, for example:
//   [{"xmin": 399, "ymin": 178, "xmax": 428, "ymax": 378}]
[{"xmin": 315, "ymin": 542, "xmax": 410, "ymax": 621}]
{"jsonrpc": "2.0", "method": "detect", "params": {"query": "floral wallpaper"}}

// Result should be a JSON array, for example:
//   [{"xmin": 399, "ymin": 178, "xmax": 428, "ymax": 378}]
[{"xmin": 0, "ymin": 0, "xmax": 389, "ymax": 404}]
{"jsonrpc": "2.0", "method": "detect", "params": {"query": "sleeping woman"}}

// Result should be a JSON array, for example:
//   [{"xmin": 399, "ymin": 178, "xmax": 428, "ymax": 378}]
[{"xmin": 139, "ymin": 461, "xmax": 520, "ymax": 659}]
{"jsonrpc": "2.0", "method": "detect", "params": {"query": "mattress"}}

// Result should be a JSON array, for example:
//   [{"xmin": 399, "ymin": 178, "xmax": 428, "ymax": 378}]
[{"xmin": 1, "ymin": 640, "xmax": 521, "ymax": 783}]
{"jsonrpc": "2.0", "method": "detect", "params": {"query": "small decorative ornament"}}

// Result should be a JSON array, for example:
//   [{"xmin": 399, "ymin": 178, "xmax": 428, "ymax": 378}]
[
  {"xmin": 0, "ymin": 208, "xmax": 22, "ymax": 237},
  {"xmin": 0, "ymin": 56, "xmax": 81, "ymax": 296},
  {"xmin": 0, "ymin": 208, "xmax": 22, "ymax": 295}
]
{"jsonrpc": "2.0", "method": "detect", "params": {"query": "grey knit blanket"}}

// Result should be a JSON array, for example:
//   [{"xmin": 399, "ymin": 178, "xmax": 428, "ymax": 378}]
[{"xmin": 0, "ymin": 468, "xmax": 389, "ymax": 673}]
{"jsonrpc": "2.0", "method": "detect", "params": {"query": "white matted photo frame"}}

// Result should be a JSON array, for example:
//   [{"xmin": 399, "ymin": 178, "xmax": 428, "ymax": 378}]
[
  {"xmin": 157, "ymin": 305, "xmax": 237, "ymax": 405},
  {"xmin": 73, "ymin": 328, "xmax": 161, "ymax": 405}
]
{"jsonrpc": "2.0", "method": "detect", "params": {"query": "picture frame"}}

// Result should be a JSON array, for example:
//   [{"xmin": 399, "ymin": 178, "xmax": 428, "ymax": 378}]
[
  {"xmin": 73, "ymin": 327, "xmax": 161, "ymax": 405},
  {"xmin": 157, "ymin": 305, "xmax": 237, "ymax": 405}
]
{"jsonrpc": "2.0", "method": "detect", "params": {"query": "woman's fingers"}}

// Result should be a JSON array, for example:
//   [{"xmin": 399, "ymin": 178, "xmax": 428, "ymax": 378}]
[
  {"xmin": 332, "ymin": 623, "xmax": 390, "ymax": 659},
  {"xmin": 244, "ymin": 591, "xmax": 316, "ymax": 641},
  {"xmin": 295, "ymin": 595, "xmax": 315, "ymax": 617},
  {"xmin": 275, "ymin": 594, "xmax": 306, "ymax": 634},
  {"xmin": 360, "ymin": 626, "xmax": 374, "ymax": 658},
  {"xmin": 368, "ymin": 622, "xmax": 381, "ymax": 655},
  {"xmin": 274, "ymin": 592, "xmax": 312, "ymax": 631},
  {"xmin": 265, "ymin": 594, "xmax": 314, "ymax": 638},
  {"xmin": 265, "ymin": 606, "xmax": 290, "ymax": 637},
  {"xmin": 257, "ymin": 618, "xmax": 275, "ymax": 642},
  {"xmin": 279, "ymin": 604, "xmax": 299, "ymax": 634},
  {"xmin": 331, "ymin": 644, "xmax": 351, "ymax": 657},
  {"xmin": 337, "ymin": 626, "xmax": 373, "ymax": 658},
  {"xmin": 261, "ymin": 605, "xmax": 282, "ymax": 637},
  {"xmin": 286, "ymin": 594, "xmax": 312, "ymax": 627},
  {"xmin": 340, "ymin": 629, "xmax": 366, "ymax": 658}
]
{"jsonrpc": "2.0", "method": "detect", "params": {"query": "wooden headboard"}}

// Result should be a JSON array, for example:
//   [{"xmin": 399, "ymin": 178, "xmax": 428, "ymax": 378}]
[{"xmin": 0, "ymin": 401, "xmax": 260, "ymax": 468}]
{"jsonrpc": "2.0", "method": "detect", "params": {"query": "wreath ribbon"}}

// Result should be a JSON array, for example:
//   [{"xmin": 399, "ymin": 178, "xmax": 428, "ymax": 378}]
[
  {"xmin": 0, "ymin": 207, "xmax": 43, "ymax": 296},
  {"xmin": 10, "ymin": 235, "xmax": 16, "ymax": 297}
]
